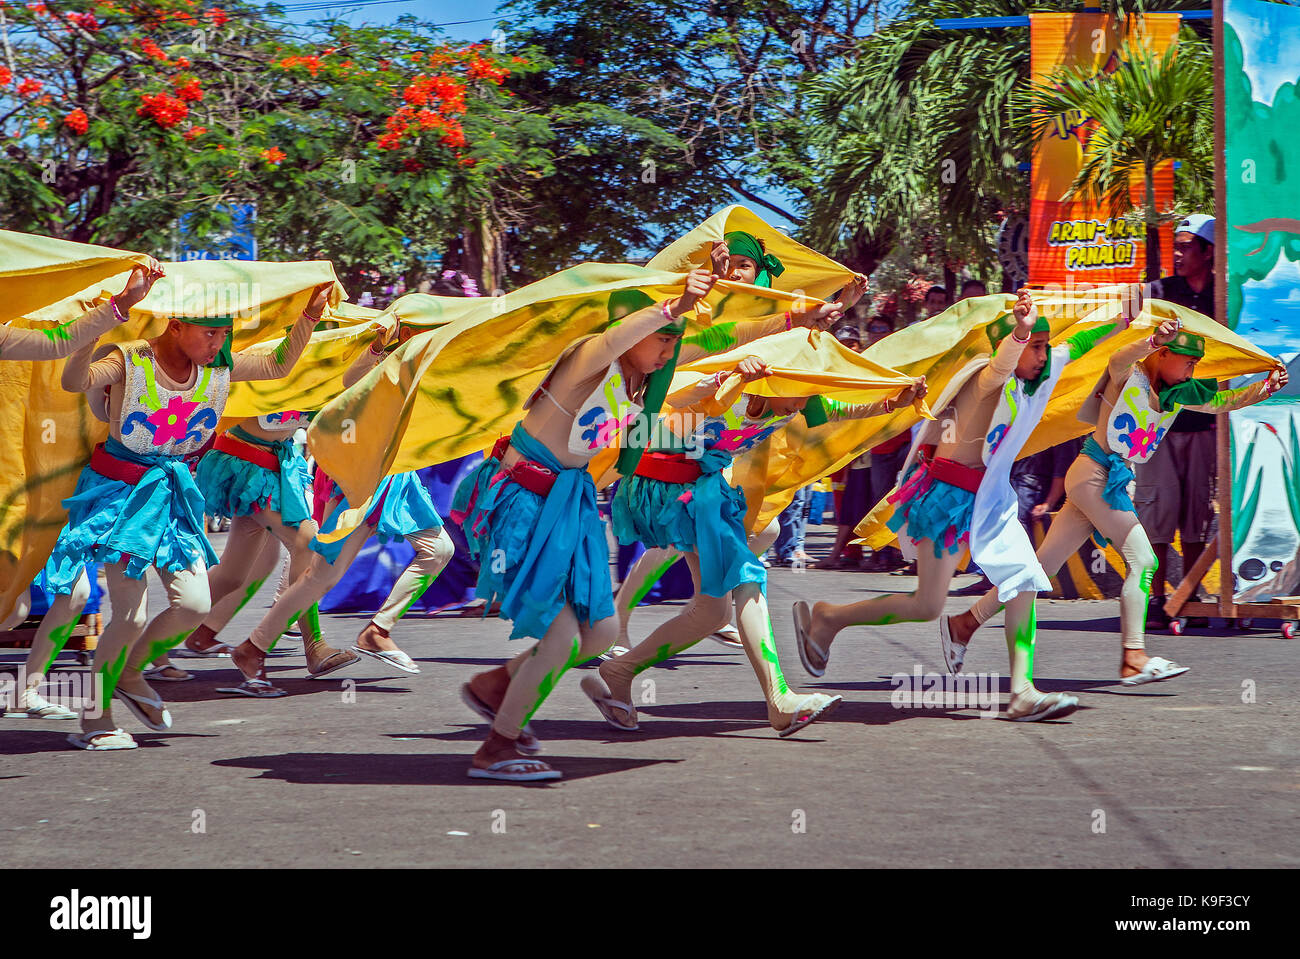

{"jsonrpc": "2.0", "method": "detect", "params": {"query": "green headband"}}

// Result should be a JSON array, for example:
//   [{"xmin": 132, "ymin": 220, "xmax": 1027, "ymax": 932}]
[
  {"xmin": 1163, "ymin": 330, "xmax": 1205, "ymax": 359},
  {"xmin": 173, "ymin": 315, "xmax": 234, "ymax": 368},
  {"xmin": 986, "ymin": 312, "xmax": 1050, "ymax": 348},
  {"xmin": 607, "ymin": 288, "xmax": 683, "ymax": 335},
  {"xmin": 724, "ymin": 230, "xmax": 785, "ymax": 289}
]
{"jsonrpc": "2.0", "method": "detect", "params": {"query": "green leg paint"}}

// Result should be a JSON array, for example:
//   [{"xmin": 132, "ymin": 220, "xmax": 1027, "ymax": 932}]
[
  {"xmin": 761, "ymin": 620, "xmax": 790, "ymax": 696},
  {"xmin": 522, "ymin": 636, "xmax": 582, "ymax": 724},
  {"xmin": 1006, "ymin": 602, "xmax": 1037, "ymax": 692},
  {"xmin": 135, "ymin": 630, "xmax": 191, "ymax": 673},
  {"xmin": 98, "ymin": 645, "xmax": 130, "ymax": 706},
  {"xmin": 852, "ymin": 612, "xmax": 899, "ymax": 627},
  {"xmin": 626, "ymin": 558, "xmax": 679, "ymax": 611},
  {"xmin": 268, "ymin": 608, "xmax": 305, "ymax": 652},
  {"xmin": 231, "ymin": 576, "xmax": 268, "ymax": 617},
  {"xmin": 298, "ymin": 604, "xmax": 322, "ymax": 642},
  {"xmin": 632, "ymin": 643, "xmax": 677, "ymax": 675},
  {"xmin": 41, "ymin": 616, "xmax": 81, "ymax": 676},
  {"xmin": 395, "ymin": 573, "xmax": 435, "ymax": 621}
]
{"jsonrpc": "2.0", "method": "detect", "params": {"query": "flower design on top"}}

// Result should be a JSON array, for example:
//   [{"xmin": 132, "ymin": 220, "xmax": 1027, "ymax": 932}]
[
  {"xmin": 1123, "ymin": 424, "xmax": 1160, "ymax": 459},
  {"xmin": 147, "ymin": 395, "xmax": 200, "ymax": 446},
  {"xmin": 986, "ymin": 423, "xmax": 1008, "ymax": 457},
  {"xmin": 712, "ymin": 423, "xmax": 771, "ymax": 453}
]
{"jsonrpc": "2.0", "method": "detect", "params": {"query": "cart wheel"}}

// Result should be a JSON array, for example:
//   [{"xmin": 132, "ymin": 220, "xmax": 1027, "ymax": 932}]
[
  {"xmin": 1170, "ymin": 618, "xmax": 1185, "ymax": 636},
  {"xmin": 74, "ymin": 650, "xmax": 91, "ymax": 666},
  {"xmin": 1283, "ymin": 622, "xmax": 1297, "ymax": 640}
]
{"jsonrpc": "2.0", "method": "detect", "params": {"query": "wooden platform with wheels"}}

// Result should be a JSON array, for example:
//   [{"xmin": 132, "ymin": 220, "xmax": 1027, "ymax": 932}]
[
  {"xmin": 1162, "ymin": 420, "xmax": 1300, "ymax": 640},
  {"xmin": 0, "ymin": 614, "xmax": 103, "ymax": 665}
]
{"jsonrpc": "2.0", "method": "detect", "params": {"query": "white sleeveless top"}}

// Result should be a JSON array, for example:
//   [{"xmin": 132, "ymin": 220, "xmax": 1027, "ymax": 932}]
[
  {"xmin": 1106, "ymin": 366, "xmax": 1179, "ymax": 464},
  {"xmin": 116, "ymin": 341, "xmax": 230, "ymax": 456},
  {"xmin": 536, "ymin": 358, "xmax": 643, "ymax": 460}
]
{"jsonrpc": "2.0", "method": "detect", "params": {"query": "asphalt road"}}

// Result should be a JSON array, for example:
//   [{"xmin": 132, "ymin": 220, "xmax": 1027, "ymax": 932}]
[{"xmin": 2, "ymin": 528, "xmax": 1295, "ymax": 868}]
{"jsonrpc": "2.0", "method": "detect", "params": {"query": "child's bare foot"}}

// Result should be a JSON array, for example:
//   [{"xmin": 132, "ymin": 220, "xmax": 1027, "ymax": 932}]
[
  {"xmin": 469, "ymin": 728, "xmax": 559, "ymax": 780},
  {"xmin": 1120, "ymin": 648, "xmax": 1150, "ymax": 679},
  {"xmin": 183, "ymin": 625, "xmax": 229, "ymax": 655},
  {"xmin": 232, "ymin": 640, "xmax": 268, "ymax": 681},
  {"xmin": 468, "ymin": 666, "xmax": 511, "ymax": 710},
  {"xmin": 354, "ymin": 621, "xmax": 398, "ymax": 654}
]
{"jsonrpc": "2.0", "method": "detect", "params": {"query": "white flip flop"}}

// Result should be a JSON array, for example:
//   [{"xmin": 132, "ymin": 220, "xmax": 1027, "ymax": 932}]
[
  {"xmin": 351, "ymin": 645, "xmax": 420, "ymax": 674},
  {"xmin": 1005, "ymin": 690, "xmax": 1079, "ymax": 722},
  {"xmin": 112, "ymin": 687, "xmax": 172, "ymax": 731},
  {"xmin": 467, "ymin": 759, "xmax": 561, "ymax": 782},
  {"xmin": 579, "ymin": 675, "xmax": 639, "ymax": 731},
  {"xmin": 708, "ymin": 624, "xmax": 744, "ymax": 649},
  {"xmin": 1120, "ymin": 656, "xmax": 1190, "ymax": 686},
  {"xmin": 940, "ymin": 616, "xmax": 966, "ymax": 675},
  {"xmin": 792, "ymin": 601, "xmax": 829, "ymax": 678},
  {"xmin": 67, "ymin": 727, "xmax": 137, "ymax": 751},
  {"xmin": 777, "ymin": 694, "xmax": 843, "ymax": 738}
]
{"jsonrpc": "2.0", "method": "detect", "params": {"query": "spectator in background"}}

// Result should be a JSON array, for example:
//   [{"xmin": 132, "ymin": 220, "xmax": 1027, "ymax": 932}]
[
  {"xmin": 959, "ymin": 278, "xmax": 988, "ymax": 300},
  {"xmin": 924, "ymin": 284, "xmax": 949, "ymax": 318},
  {"xmin": 1138, "ymin": 214, "xmax": 1217, "ymax": 629},
  {"xmin": 1011, "ymin": 437, "xmax": 1083, "ymax": 534},
  {"xmin": 814, "ymin": 324, "xmax": 870, "ymax": 569},
  {"xmin": 859, "ymin": 316, "xmax": 910, "ymax": 571}
]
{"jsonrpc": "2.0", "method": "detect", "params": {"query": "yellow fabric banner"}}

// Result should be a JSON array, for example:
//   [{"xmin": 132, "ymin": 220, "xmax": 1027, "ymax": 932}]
[
  {"xmin": 0, "ymin": 248, "xmax": 347, "ymax": 623},
  {"xmin": 308, "ymin": 262, "xmax": 824, "ymax": 540},
  {"xmin": 648, "ymin": 205, "xmax": 858, "ymax": 304},
  {"xmin": 0, "ymin": 229, "xmax": 153, "ymax": 325},
  {"xmin": 850, "ymin": 292, "xmax": 1284, "ymax": 548}
]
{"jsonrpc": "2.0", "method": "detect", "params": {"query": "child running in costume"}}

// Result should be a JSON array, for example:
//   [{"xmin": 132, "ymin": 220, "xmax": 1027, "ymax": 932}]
[
  {"xmin": 222, "ymin": 323, "xmax": 453, "ymax": 696},
  {"xmin": 174, "ymin": 326, "xmax": 410, "ymax": 685},
  {"xmin": 455, "ymin": 268, "xmax": 847, "ymax": 781},
  {"xmin": 585, "ymin": 351, "xmax": 926, "ymax": 733},
  {"xmin": 2, "ymin": 262, "xmax": 163, "ymax": 719},
  {"xmin": 45, "ymin": 284, "xmax": 332, "ymax": 750},
  {"xmin": 603, "ymin": 231, "xmax": 858, "ymax": 658},
  {"xmin": 944, "ymin": 315, "xmax": 1287, "ymax": 686},
  {"xmin": 793, "ymin": 289, "xmax": 1113, "ymax": 721}
]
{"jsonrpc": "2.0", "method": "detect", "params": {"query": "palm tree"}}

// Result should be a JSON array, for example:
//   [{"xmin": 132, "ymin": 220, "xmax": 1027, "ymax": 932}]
[
  {"xmin": 1028, "ymin": 35, "xmax": 1213, "ymax": 280},
  {"xmin": 805, "ymin": 0, "xmax": 1212, "ymax": 279}
]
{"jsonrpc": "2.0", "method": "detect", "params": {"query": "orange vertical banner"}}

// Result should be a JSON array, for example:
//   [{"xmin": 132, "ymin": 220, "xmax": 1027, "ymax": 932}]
[{"xmin": 1028, "ymin": 13, "xmax": 1181, "ymax": 286}]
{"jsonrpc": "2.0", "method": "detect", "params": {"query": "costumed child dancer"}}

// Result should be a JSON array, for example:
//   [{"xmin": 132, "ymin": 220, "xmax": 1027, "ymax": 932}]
[
  {"xmin": 2, "ymin": 262, "xmax": 163, "ymax": 719},
  {"xmin": 44, "ymin": 284, "xmax": 331, "ymax": 750},
  {"xmin": 605, "ymin": 231, "xmax": 840, "ymax": 656},
  {"xmin": 455, "ymin": 267, "xmax": 846, "ymax": 781},
  {"xmin": 221, "ymin": 322, "xmax": 453, "ymax": 696},
  {"xmin": 945, "ymin": 313, "xmax": 1287, "ymax": 686},
  {"xmin": 585, "ymin": 347, "xmax": 926, "ymax": 734},
  {"xmin": 171, "ymin": 336, "xmax": 380, "ymax": 679},
  {"xmin": 793, "ymin": 288, "xmax": 1110, "ymax": 721}
]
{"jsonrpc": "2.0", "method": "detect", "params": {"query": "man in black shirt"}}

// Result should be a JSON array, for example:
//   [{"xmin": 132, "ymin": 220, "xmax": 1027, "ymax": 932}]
[{"xmin": 1138, "ymin": 214, "xmax": 1217, "ymax": 628}]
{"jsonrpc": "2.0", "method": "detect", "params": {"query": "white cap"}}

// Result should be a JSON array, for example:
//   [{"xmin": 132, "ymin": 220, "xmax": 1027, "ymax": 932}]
[{"xmin": 1175, "ymin": 214, "xmax": 1215, "ymax": 244}]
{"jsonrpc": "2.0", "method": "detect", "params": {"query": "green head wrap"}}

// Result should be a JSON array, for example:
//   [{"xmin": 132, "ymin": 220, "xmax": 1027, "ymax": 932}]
[
  {"xmin": 987, "ymin": 312, "xmax": 1052, "ymax": 395},
  {"xmin": 174, "ymin": 315, "xmax": 234, "ymax": 368},
  {"xmin": 609, "ymin": 289, "xmax": 685, "ymax": 475},
  {"xmin": 1163, "ymin": 329, "xmax": 1205, "ymax": 358},
  {"xmin": 724, "ymin": 231, "xmax": 785, "ymax": 289},
  {"xmin": 1152, "ymin": 331, "xmax": 1212, "ymax": 406}
]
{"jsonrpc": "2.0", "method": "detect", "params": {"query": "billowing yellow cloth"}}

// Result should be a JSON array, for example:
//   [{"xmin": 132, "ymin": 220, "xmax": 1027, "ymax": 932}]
[
  {"xmin": 0, "ymin": 236, "xmax": 347, "ymax": 622},
  {"xmin": 308, "ymin": 262, "xmax": 825, "ymax": 542}
]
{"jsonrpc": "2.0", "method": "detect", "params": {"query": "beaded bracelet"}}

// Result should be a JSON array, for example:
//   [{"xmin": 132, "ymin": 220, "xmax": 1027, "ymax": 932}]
[
  {"xmin": 784, "ymin": 311, "xmax": 793, "ymax": 331},
  {"xmin": 109, "ymin": 296, "xmax": 128, "ymax": 324},
  {"xmin": 661, "ymin": 299, "xmax": 676, "ymax": 322},
  {"xmin": 1011, "ymin": 329, "xmax": 1031, "ymax": 343}
]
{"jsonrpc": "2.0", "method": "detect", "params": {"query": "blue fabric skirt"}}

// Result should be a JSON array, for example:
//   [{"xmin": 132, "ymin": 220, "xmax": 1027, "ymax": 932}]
[
  {"xmin": 456, "ymin": 425, "xmax": 614, "ymax": 640},
  {"xmin": 195, "ymin": 433, "xmax": 312, "ymax": 526},
  {"xmin": 1082, "ymin": 436, "xmax": 1136, "ymax": 514},
  {"xmin": 610, "ymin": 449, "xmax": 765, "ymax": 598},
  {"xmin": 312, "ymin": 470, "xmax": 443, "ymax": 564},
  {"xmin": 45, "ymin": 437, "xmax": 218, "ymax": 593},
  {"xmin": 887, "ymin": 462, "xmax": 977, "ymax": 558}
]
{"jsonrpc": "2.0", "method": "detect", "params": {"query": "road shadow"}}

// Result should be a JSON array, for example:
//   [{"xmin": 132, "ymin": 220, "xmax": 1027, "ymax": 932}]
[
  {"xmin": 151, "ymin": 674, "xmax": 411, "ymax": 704},
  {"xmin": 212, "ymin": 751, "xmax": 680, "ymax": 786},
  {"xmin": 0, "ymin": 729, "xmax": 214, "ymax": 754}
]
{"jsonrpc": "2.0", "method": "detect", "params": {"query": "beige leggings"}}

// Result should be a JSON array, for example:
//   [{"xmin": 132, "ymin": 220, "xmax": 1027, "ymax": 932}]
[
  {"xmin": 201, "ymin": 512, "xmax": 319, "ymax": 638},
  {"xmin": 247, "ymin": 519, "xmax": 454, "ymax": 650},
  {"xmin": 80, "ymin": 560, "xmax": 211, "ymax": 732},
  {"xmin": 615, "ymin": 520, "xmax": 780, "ymax": 641},
  {"xmin": 970, "ymin": 455, "xmax": 1156, "ymax": 650},
  {"xmin": 23, "ymin": 571, "xmax": 94, "ymax": 685}
]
